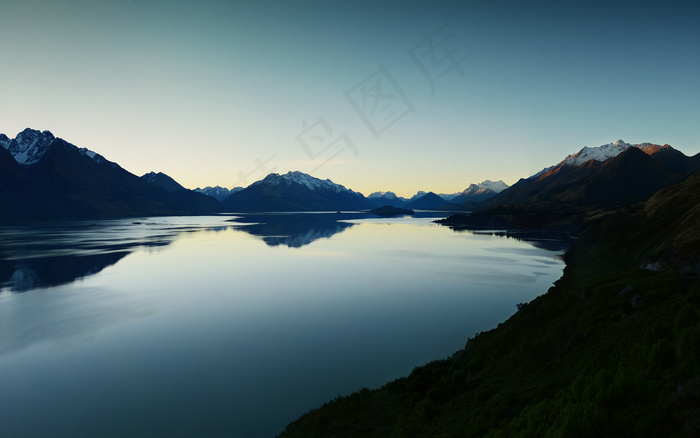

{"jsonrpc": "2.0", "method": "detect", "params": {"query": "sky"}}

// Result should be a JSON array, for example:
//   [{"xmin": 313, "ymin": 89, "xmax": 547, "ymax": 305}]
[{"xmin": 1, "ymin": 0, "xmax": 699, "ymax": 197}]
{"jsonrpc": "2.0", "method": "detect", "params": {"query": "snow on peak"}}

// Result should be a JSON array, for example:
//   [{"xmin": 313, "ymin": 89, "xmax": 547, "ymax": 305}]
[
  {"xmin": 529, "ymin": 139, "xmax": 673, "ymax": 180},
  {"xmin": 0, "ymin": 128, "xmax": 106, "ymax": 166},
  {"xmin": 459, "ymin": 180, "xmax": 509, "ymax": 196},
  {"xmin": 254, "ymin": 171, "xmax": 358, "ymax": 195},
  {"xmin": 0, "ymin": 133, "xmax": 10, "ymax": 150},
  {"xmin": 194, "ymin": 186, "xmax": 243, "ymax": 201},
  {"xmin": 3, "ymin": 128, "xmax": 56, "ymax": 165},
  {"xmin": 562, "ymin": 140, "xmax": 634, "ymax": 167},
  {"xmin": 477, "ymin": 180, "xmax": 508, "ymax": 193},
  {"xmin": 407, "ymin": 191, "xmax": 427, "ymax": 202},
  {"xmin": 368, "ymin": 191, "xmax": 399, "ymax": 199}
]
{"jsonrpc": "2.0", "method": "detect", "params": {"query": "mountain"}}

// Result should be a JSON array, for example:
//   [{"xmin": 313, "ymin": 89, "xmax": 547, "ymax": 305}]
[
  {"xmin": 478, "ymin": 179, "xmax": 509, "ymax": 193},
  {"xmin": 530, "ymin": 139, "xmax": 700, "ymax": 181},
  {"xmin": 451, "ymin": 180, "xmax": 510, "ymax": 203},
  {"xmin": 0, "ymin": 128, "xmax": 218, "ymax": 219},
  {"xmin": 279, "ymin": 149, "xmax": 700, "ymax": 438},
  {"xmin": 140, "ymin": 171, "xmax": 221, "ymax": 214},
  {"xmin": 438, "ymin": 191, "xmax": 462, "ymax": 201},
  {"xmin": 404, "ymin": 192, "xmax": 450, "ymax": 210},
  {"xmin": 194, "ymin": 185, "xmax": 243, "ymax": 202},
  {"xmin": 406, "ymin": 190, "xmax": 428, "ymax": 203},
  {"xmin": 141, "ymin": 171, "xmax": 185, "ymax": 193},
  {"xmin": 484, "ymin": 140, "xmax": 699, "ymax": 212},
  {"xmin": 221, "ymin": 171, "xmax": 373, "ymax": 212},
  {"xmin": 367, "ymin": 191, "xmax": 408, "ymax": 208}
]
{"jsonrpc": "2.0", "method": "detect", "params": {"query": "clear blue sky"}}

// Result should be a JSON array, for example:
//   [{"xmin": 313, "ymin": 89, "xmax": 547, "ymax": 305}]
[{"xmin": 1, "ymin": 0, "xmax": 698, "ymax": 197}]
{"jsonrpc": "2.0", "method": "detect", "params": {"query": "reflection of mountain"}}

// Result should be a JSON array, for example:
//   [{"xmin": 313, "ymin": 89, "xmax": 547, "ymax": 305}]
[
  {"xmin": 0, "ymin": 252, "xmax": 129, "ymax": 292},
  {"xmin": 0, "ymin": 219, "xmax": 229, "ymax": 292},
  {"xmin": 229, "ymin": 213, "xmax": 367, "ymax": 248}
]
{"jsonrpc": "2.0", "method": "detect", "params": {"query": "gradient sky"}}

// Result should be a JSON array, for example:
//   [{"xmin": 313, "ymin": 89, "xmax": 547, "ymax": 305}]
[{"xmin": 1, "ymin": 0, "xmax": 699, "ymax": 197}]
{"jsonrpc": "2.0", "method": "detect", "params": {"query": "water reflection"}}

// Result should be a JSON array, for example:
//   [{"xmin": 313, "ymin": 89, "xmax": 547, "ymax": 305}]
[
  {"xmin": 0, "ymin": 218, "xmax": 232, "ymax": 292},
  {"xmin": 0, "ymin": 214, "xmax": 567, "ymax": 438},
  {"xmin": 451, "ymin": 228, "xmax": 575, "ymax": 253},
  {"xmin": 228, "ymin": 213, "xmax": 366, "ymax": 247},
  {"xmin": 228, "ymin": 211, "xmax": 451, "ymax": 248},
  {"xmin": 0, "ymin": 252, "xmax": 129, "ymax": 292}
]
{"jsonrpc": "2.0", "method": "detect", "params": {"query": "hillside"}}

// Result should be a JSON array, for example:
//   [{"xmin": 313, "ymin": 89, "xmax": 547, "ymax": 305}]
[{"xmin": 278, "ymin": 171, "xmax": 700, "ymax": 437}]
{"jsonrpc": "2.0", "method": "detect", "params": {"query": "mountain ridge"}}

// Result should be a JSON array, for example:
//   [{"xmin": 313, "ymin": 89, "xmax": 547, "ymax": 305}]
[
  {"xmin": 0, "ymin": 128, "xmax": 219, "ymax": 219},
  {"xmin": 222, "ymin": 171, "xmax": 373, "ymax": 212}
]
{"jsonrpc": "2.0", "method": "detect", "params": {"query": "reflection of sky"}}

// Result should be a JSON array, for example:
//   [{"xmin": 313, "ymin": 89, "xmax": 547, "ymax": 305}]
[
  {"xmin": 0, "ymin": 215, "xmax": 566, "ymax": 437},
  {"xmin": 2, "ymin": 1, "xmax": 698, "ymax": 197}
]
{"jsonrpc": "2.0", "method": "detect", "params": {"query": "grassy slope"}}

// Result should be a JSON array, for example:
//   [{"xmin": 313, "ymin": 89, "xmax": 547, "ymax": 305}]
[{"xmin": 278, "ymin": 173, "xmax": 700, "ymax": 437}]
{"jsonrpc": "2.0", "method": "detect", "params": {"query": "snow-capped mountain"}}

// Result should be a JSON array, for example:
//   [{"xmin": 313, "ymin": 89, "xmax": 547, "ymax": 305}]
[
  {"xmin": 2, "ymin": 128, "xmax": 56, "ymax": 165},
  {"xmin": 562, "ymin": 139, "xmax": 633, "ymax": 167},
  {"xmin": 492, "ymin": 139, "xmax": 700, "ymax": 209},
  {"xmin": 477, "ymin": 180, "xmax": 509, "ymax": 193},
  {"xmin": 438, "ymin": 192, "xmax": 462, "ymax": 201},
  {"xmin": 251, "ymin": 171, "xmax": 362, "ymax": 196},
  {"xmin": 367, "ymin": 191, "xmax": 409, "ymax": 208},
  {"xmin": 0, "ymin": 128, "xmax": 221, "ymax": 219},
  {"xmin": 407, "ymin": 191, "xmax": 427, "ymax": 203},
  {"xmin": 368, "ymin": 191, "xmax": 401, "ymax": 200},
  {"xmin": 450, "ymin": 180, "xmax": 509, "ymax": 203},
  {"xmin": 194, "ymin": 186, "xmax": 243, "ymax": 202},
  {"xmin": 1, "ymin": 128, "xmax": 104, "ymax": 166},
  {"xmin": 222, "ymin": 171, "xmax": 372, "ymax": 212},
  {"xmin": 530, "ymin": 140, "xmax": 683, "ymax": 180}
]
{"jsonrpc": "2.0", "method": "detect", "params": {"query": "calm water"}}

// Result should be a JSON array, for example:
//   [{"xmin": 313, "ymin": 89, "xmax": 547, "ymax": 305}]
[{"xmin": 0, "ymin": 214, "xmax": 566, "ymax": 438}]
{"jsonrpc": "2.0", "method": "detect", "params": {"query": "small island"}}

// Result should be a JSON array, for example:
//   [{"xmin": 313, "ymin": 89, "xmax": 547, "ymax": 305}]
[{"xmin": 369, "ymin": 205, "xmax": 415, "ymax": 217}]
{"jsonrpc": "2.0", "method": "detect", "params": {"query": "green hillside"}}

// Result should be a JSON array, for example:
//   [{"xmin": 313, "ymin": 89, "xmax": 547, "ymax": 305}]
[{"xmin": 278, "ymin": 172, "xmax": 700, "ymax": 437}]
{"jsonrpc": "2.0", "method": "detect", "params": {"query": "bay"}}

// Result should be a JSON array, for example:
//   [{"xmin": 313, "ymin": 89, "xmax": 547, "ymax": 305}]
[{"xmin": 0, "ymin": 213, "xmax": 566, "ymax": 437}]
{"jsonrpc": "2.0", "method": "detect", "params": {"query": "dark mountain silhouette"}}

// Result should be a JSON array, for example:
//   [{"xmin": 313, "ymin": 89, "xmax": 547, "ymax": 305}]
[
  {"xmin": 404, "ymin": 192, "xmax": 450, "ymax": 210},
  {"xmin": 491, "ymin": 148, "xmax": 685, "ymax": 209},
  {"xmin": 141, "ymin": 171, "xmax": 186, "ymax": 193},
  {"xmin": 0, "ymin": 251, "xmax": 129, "ymax": 292},
  {"xmin": 0, "ymin": 129, "xmax": 220, "ymax": 219},
  {"xmin": 140, "ymin": 171, "xmax": 221, "ymax": 214},
  {"xmin": 368, "ymin": 194, "xmax": 407, "ymax": 208}
]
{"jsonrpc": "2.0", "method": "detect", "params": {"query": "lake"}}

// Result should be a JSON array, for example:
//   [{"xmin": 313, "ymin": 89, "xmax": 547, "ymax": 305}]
[{"xmin": 0, "ymin": 213, "xmax": 567, "ymax": 437}]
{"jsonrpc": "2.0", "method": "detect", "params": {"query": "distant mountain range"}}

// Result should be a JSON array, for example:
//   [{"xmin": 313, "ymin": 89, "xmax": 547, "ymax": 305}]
[
  {"xmin": 368, "ymin": 180, "xmax": 509, "ymax": 209},
  {"xmin": 194, "ymin": 185, "xmax": 244, "ymax": 202},
  {"xmin": 2, "ymin": 129, "xmax": 698, "ymax": 220}
]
